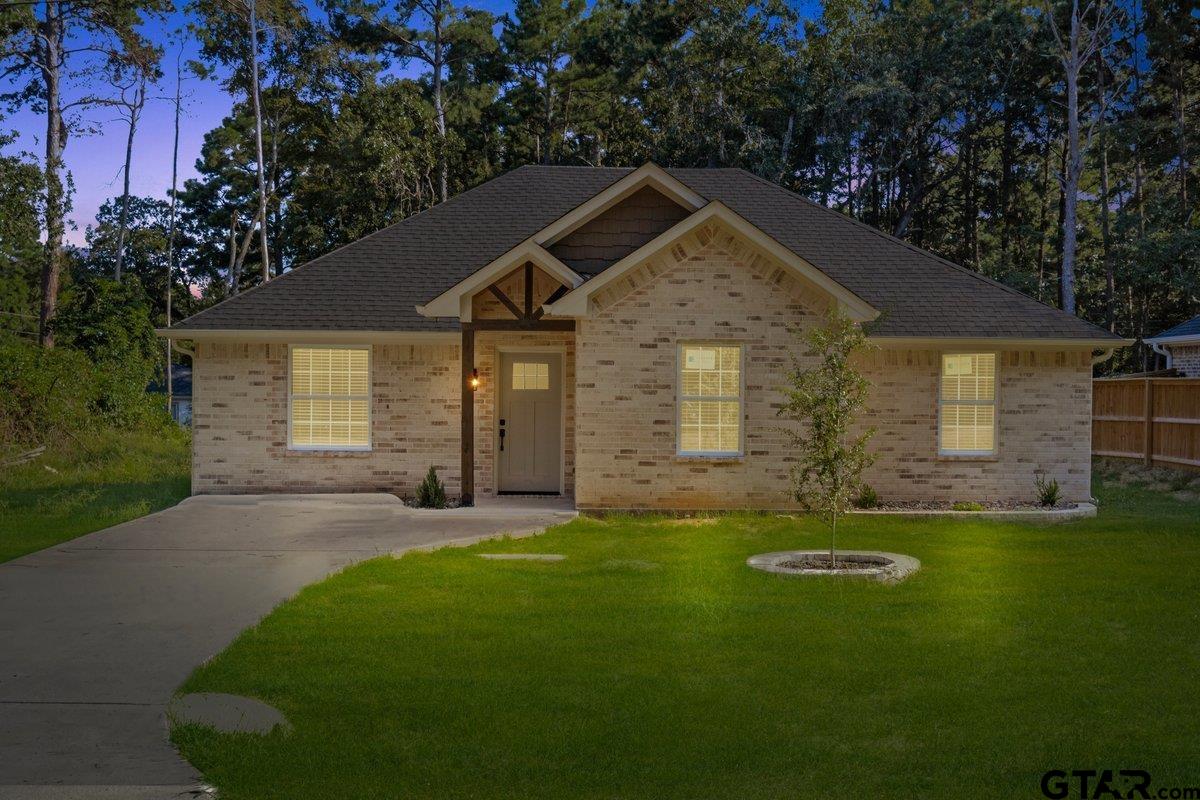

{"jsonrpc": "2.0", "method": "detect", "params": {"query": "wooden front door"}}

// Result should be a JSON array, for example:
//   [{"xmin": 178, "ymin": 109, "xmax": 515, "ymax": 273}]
[{"xmin": 497, "ymin": 352, "xmax": 562, "ymax": 493}]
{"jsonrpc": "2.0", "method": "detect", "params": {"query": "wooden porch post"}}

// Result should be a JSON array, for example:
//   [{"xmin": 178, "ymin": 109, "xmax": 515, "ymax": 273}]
[{"xmin": 461, "ymin": 327, "xmax": 475, "ymax": 506}]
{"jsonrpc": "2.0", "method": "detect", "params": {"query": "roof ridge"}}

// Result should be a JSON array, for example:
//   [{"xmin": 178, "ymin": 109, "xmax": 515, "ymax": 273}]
[{"xmin": 729, "ymin": 168, "xmax": 1115, "ymax": 339}]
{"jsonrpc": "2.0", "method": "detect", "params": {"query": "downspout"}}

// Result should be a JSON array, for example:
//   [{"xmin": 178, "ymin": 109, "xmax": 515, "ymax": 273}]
[
  {"xmin": 1091, "ymin": 347, "xmax": 1116, "ymax": 366},
  {"xmin": 172, "ymin": 341, "xmax": 196, "ymax": 360},
  {"xmin": 1147, "ymin": 341, "xmax": 1171, "ymax": 370}
]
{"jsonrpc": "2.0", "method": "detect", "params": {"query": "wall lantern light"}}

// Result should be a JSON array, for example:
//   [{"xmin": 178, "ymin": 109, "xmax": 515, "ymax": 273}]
[{"xmin": 469, "ymin": 368, "xmax": 480, "ymax": 391}]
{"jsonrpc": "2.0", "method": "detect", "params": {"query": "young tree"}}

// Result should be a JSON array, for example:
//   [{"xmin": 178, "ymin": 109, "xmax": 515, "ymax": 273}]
[
  {"xmin": 779, "ymin": 311, "xmax": 876, "ymax": 567},
  {"xmin": 0, "ymin": 0, "xmax": 168, "ymax": 345}
]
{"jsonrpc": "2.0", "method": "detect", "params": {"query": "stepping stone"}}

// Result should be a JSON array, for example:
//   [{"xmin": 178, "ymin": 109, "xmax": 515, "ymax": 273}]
[
  {"xmin": 168, "ymin": 692, "xmax": 291, "ymax": 735},
  {"xmin": 478, "ymin": 553, "xmax": 565, "ymax": 561}
]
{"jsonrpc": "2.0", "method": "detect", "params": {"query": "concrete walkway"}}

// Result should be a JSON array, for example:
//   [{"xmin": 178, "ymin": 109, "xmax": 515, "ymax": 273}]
[{"xmin": 0, "ymin": 495, "xmax": 573, "ymax": 799}]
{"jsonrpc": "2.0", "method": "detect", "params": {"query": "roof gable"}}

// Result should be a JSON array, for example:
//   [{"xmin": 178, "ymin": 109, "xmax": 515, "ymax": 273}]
[
  {"xmin": 547, "ymin": 185, "xmax": 691, "ymax": 275},
  {"xmin": 545, "ymin": 201, "xmax": 878, "ymax": 322}
]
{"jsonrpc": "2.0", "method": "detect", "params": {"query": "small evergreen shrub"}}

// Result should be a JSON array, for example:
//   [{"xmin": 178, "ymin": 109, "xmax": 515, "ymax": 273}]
[
  {"xmin": 854, "ymin": 485, "xmax": 879, "ymax": 509},
  {"xmin": 1034, "ymin": 472, "xmax": 1061, "ymax": 507},
  {"xmin": 952, "ymin": 501, "xmax": 984, "ymax": 512},
  {"xmin": 414, "ymin": 466, "xmax": 448, "ymax": 509}
]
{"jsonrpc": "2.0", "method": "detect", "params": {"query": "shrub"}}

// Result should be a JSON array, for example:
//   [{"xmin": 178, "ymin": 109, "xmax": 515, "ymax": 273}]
[
  {"xmin": 0, "ymin": 333, "xmax": 97, "ymax": 447},
  {"xmin": 414, "ymin": 466, "xmax": 448, "ymax": 509},
  {"xmin": 854, "ymin": 485, "xmax": 879, "ymax": 509},
  {"xmin": 1035, "ymin": 472, "xmax": 1062, "ymax": 507},
  {"xmin": 952, "ymin": 501, "xmax": 984, "ymax": 512}
]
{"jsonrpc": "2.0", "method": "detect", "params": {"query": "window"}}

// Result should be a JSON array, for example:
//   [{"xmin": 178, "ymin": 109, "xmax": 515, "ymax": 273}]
[
  {"xmin": 678, "ymin": 344, "xmax": 742, "ymax": 456},
  {"xmin": 512, "ymin": 361, "xmax": 549, "ymax": 390},
  {"xmin": 289, "ymin": 346, "xmax": 370, "ymax": 449},
  {"xmin": 939, "ymin": 353, "xmax": 996, "ymax": 455}
]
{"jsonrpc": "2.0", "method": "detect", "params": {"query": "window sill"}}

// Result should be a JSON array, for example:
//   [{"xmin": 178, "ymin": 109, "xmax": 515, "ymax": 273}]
[
  {"xmin": 673, "ymin": 454, "xmax": 744, "ymax": 464},
  {"xmin": 937, "ymin": 454, "xmax": 999, "ymax": 463},
  {"xmin": 286, "ymin": 447, "xmax": 373, "ymax": 457}
]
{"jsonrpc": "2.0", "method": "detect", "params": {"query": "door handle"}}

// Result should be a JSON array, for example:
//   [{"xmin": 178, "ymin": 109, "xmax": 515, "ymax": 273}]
[{"xmin": 499, "ymin": 419, "xmax": 506, "ymax": 452}]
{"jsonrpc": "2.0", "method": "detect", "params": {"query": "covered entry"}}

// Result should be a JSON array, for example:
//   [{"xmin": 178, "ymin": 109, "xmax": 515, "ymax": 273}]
[{"xmin": 497, "ymin": 351, "xmax": 563, "ymax": 493}]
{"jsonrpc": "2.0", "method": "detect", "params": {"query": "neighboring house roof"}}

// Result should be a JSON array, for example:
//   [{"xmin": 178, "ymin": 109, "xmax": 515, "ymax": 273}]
[
  {"xmin": 169, "ymin": 164, "xmax": 1123, "ymax": 342},
  {"xmin": 148, "ymin": 365, "xmax": 192, "ymax": 398},
  {"xmin": 1147, "ymin": 314, "xmax": 1200, "ymax": 343}
]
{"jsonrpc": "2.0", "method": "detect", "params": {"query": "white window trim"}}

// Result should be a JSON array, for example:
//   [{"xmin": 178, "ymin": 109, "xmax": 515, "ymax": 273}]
[
  {"xmin": 937, "ymin": 351, "xmax": 998, "ymax": 457},
  {"xmin": 287, "ymin": 344, "xmax": 373, "ymax": 452},
  {"xmin": 676, "ymin": 342, "xmax": 745, "ymax": 458}
]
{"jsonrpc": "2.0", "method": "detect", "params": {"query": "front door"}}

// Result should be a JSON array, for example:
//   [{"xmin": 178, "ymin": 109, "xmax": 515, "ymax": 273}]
[{"xmin": 498, "ymin": 352, "xmax": 562, "ymax": 494}]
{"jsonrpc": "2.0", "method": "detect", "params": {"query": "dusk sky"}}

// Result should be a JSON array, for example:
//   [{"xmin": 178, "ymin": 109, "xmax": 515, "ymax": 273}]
[{"xmin": 2, "ymin": 0, "xmax": 817, "ymax": 246}]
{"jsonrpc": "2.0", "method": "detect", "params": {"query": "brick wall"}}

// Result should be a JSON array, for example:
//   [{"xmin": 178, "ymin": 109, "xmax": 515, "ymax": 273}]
[
  {"xmin": 573, "ymin": 223, "xmax": 1094, "ymax": 509},
  {"xmin": 191, "ymin": 333, "xmax": 576, "ymax": 499},
  {"xmin": 1168, "ymin": 344, "xmax": 1200, "ymax": 377},
  {"xmin": 192, "ymin": 342, "xmax": 461, "ymax": 496}
]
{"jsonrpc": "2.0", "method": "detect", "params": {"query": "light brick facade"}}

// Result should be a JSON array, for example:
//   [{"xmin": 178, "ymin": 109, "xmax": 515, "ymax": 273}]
[
  {"xmin": 191, "ymin": 223, "xmax": 1093, "ymax": 507},
  {"xmin": 572, "ymin": 223, "xmax": 1093, "ymax": 509},
  {"xmin": 1166, "ymin": 344, "xmax": 1200, "ymax": 377}
]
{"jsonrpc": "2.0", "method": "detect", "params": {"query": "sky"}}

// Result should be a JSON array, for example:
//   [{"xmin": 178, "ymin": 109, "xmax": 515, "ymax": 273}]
[{"xmin": 2, "ymin": 0, "xmax": 817, "ymax": 247}]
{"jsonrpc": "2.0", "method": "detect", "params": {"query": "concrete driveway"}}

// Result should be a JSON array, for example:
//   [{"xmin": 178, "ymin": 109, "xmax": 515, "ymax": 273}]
[{"xmin": 0, "ymin": 494, "xmax": 572, "ymax": 799}]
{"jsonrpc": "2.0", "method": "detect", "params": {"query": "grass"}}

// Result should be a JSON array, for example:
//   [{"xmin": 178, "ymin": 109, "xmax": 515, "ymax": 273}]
[
  {"xmin": 173, "ymin": 465, "xmax": 1200, "ymax": 800},
  {"xmin": 0, "ymin": 429, "xmax": 191, "ymax": 563}
]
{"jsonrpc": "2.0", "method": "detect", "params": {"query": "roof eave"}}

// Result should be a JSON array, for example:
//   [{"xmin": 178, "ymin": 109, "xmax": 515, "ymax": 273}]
[
  {"xmin": 1145, "ymin": 333, "xmax": 1200, "ymax": 346},
  {"xmin": 156, "ymin": 328, "xmax": 459, "ymax": 344},
  {"xmin": 869, "ymin": 335, "xmax": 1133, "ymax": 349}
]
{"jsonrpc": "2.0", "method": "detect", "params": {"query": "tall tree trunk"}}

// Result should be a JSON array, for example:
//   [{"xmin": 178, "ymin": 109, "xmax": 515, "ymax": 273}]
[
  {"xmin": 228, "ymin": 209, "xmax": 240, "ymax": 294},
  {"xmin": 776, "ymin": 113, "xmax": 794, "ymax": 182},
  {"xmin": 247, "ymin": 0, "xmax": 271, "ymax": 283},
  {"xmin": 165, "ymin": 58, "xmax": 182, "ymax": 416},
  {"xmin": 1176, "ymin": 73, "xmax": 1188, "ymax": 209},
  {"xmin": 1036, "ymin": 121, "xmax": 1053, "ymax": 299},
  {"xmin": 115, "ymin": 79, "xmax": 146, "ymax": 282},
  {"xmin": 542, "ymin": 63, "xmax": 554, "ymax": 166},
  {"xmin": 38, "ymin": 0, "xmax": 65, "ymax": 347},
  {"xmin": 1096, "ymin": 53, "xmax": 1114, "ymax": 331},
  {"xmin": 1059, "ymin": 3, "xmax": 1082, "ymax": 316},
  {"xmin": 432, "ymin": 5, "xmax": 448, "ymax": 203}
]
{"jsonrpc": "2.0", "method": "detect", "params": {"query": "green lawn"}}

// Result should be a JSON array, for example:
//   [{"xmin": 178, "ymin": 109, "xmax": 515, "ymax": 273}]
[
  {"xmin": 174, "ymin": 466, "xmax": 1200, "ymax": 800},
  {"xmin": 0, "ymin": 430, "xmax": 190, "ymax": 563}
]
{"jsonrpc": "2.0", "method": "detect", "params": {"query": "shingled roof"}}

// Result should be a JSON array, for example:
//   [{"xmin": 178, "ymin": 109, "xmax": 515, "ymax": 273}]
[
  {"xmin": 171, "ymin": 165, "xmax": 1121, "ymax": 341},
  {"xmin": 1149, "ymin": 314, "xmax": 1200, "ymax": 341}
]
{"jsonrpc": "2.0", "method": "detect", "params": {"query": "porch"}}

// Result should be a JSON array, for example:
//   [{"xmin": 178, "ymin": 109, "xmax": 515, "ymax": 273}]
[{"xmin": 460, "ymin": 261, "xmax": 578, "ymax": 506}]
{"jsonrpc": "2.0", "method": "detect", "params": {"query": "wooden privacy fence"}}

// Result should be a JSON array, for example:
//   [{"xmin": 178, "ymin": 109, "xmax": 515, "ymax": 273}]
[{"xmin": 1093, "ymin": 377, "xmax": 1200, "ymax": 469}]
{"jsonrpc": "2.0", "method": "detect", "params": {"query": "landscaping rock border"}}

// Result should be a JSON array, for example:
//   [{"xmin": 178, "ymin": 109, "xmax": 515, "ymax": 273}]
[
  {"xmin": 850, "ymin": 502, "xmax": 1096, "ymax": 523},
  {"xmin": 747, "ymin": 550, "xmax": 920, "ymax": 583}
]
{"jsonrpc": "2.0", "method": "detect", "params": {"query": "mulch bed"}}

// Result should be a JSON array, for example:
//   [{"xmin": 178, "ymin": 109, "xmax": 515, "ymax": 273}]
[{"xmin": 778, "ymin": 555, "xmax": 889, "ymax": 572}]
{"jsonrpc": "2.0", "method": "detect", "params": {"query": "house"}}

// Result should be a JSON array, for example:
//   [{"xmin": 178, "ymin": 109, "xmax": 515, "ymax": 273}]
[
  {"xmin": 148, "ymin": 365, "xmax": 193, "ymax": 426},
  {"xmin": 161, "ymin": 164, "xmax": 1127, "ymax": 509},
  {"xmin": 1146, "ymin": 316, "xmax": 1200, "ymax": 377}
]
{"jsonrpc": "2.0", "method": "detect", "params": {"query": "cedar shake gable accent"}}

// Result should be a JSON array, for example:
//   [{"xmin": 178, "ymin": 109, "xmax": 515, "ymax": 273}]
[
  {"xmin": 169, "ymin": 164, "xmax": 1124, "ymax": 343},
  {"xmin": 547, "ymin": 185, "xmax": 692, "ymax": 275}
]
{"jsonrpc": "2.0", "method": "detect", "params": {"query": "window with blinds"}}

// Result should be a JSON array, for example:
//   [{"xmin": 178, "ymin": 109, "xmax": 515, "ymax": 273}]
[
  {"xmin": 289, "ymin": 346, "xmax": 371, "ymax": 449},
  {"xmin": 939, "ymin": 353, "xmax": 996, "ymax": 455},
  {"xmin": 678, "ymin": 344, "xmax": 742, "ymax": 456}
]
